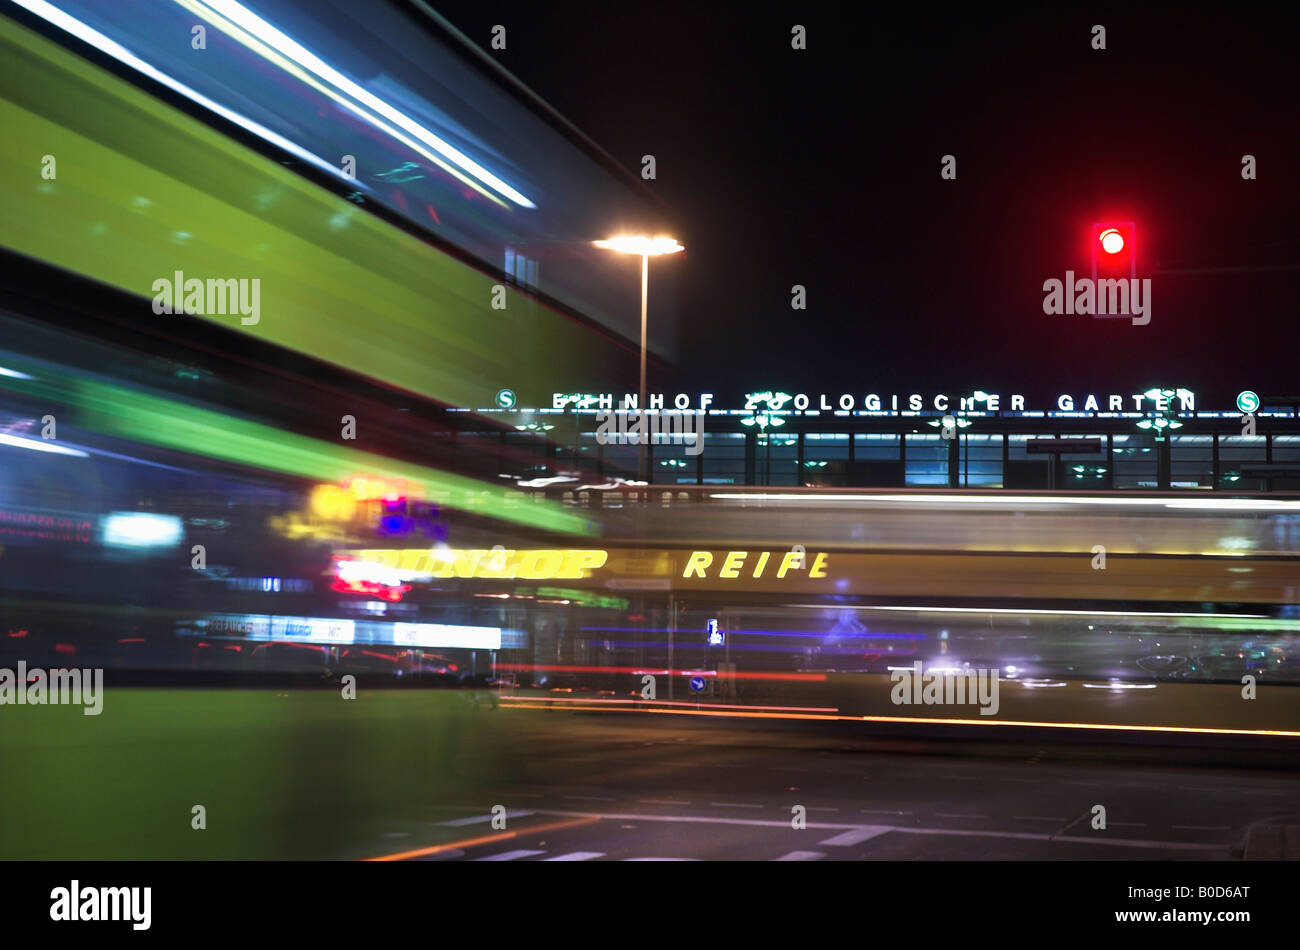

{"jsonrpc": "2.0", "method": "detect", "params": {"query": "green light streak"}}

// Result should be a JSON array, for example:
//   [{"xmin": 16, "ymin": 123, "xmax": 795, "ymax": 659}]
[
  {"xmin": 0, "ymin": 16, "xmax": 621, "ymax": 411},
  {"xmin": 0, "ymin": 365, "xmax": 590, "ymax": 536}
]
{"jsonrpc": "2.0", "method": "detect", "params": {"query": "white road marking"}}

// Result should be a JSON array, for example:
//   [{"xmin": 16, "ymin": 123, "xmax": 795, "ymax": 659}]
[
  {"xmin": 475, "ymin": 849, "xmax": 546, "ymax": 861},
  {"xmin": 543, "ymin": 852, "xmax": 605, "ymax": 861},
  {"xmin": 438, "ymin": 810, "xmax": 534, "ymax": 827},
  {"xmin": 521, "ymin": 809, "xmax": 1225, "ymax": 852},
  {"xmin": 860, "ymin": 809, "xmax": 913, "ymax": 816},
  {"xmin": 774, "ymin": 851, "xmax": 827, "ymax": 861},
  {"xmin": 935, "ymin": 812, "xmax": 987, "ymax": 819},
  {"xmin": 819, "ymin": 827, "xmax": 893, "ymax": 846},
  {"xmin": 637, "ymin": 799, "xmax": 692, "ymax": 805},
  {"xmin": 1047, "ymin": 833, "xmax": 1214, "ymax": 851}
]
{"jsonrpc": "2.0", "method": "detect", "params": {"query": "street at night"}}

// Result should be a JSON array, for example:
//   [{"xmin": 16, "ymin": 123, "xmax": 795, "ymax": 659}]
[
  {"xmin": 1, "ymin": 0, "xmax": 1298, "ymax": 936},
  {"xmin": 362, "ymin": 714, "xmax": 1300, "ymax": 863}
]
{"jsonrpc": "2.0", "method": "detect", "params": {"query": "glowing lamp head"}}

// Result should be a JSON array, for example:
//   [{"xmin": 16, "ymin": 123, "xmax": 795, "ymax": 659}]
[
  {"xmin": 593, "ymin": 235, "xmax": 684, "ymax": 256},
  {"xmin": 1099, "ymin": 228, "xmax": 1125, "ymax": 254}
]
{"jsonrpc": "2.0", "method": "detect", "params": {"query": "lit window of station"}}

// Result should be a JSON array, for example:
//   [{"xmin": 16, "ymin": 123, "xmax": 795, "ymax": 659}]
[{"xmin": 457, "ymin": 388, "xmax": 1300, "ymax": 492}]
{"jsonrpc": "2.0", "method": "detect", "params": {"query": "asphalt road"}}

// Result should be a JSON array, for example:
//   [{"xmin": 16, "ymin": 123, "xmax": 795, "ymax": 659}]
[{"xmin": 357, "ymin": 709, "xmax": 1300, "ymax": 861}]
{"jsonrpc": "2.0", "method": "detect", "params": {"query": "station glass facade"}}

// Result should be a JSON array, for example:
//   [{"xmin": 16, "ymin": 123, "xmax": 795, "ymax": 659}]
[{"xmin": 461, "ymin": 392, "xmax": 1300, "ymax": 492}]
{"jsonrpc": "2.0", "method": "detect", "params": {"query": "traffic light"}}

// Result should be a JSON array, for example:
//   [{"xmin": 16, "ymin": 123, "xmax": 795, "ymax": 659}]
[{"xmin": 1090, "ymin": 220, "xmax": 1136, "ymax": 283}]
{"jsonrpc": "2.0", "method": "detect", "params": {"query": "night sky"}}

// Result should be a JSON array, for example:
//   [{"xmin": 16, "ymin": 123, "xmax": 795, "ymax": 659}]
[{"xmin": 433, "ymin": 2, "xmax": 1300, "ymax": 409}]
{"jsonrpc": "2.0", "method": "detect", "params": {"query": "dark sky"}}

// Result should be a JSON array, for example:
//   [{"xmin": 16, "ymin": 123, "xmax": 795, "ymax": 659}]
[{"xmin": 433, "ymin": 1, "xmax": 1300, "ymax": 408}]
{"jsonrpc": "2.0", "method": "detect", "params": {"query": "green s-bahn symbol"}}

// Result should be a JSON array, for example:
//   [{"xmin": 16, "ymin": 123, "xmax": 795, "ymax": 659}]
[
  {"xmin": 495, "ymin": 389, "xmax": 517, "ymax": 409},
  {"xmin": 1236, "ymin": 390, "xmax": 1260, "ymax": 414}
]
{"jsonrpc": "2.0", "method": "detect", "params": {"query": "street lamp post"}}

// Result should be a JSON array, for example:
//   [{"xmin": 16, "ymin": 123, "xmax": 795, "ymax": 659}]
[
  {"xmin": 1138, "ymin": 387, "xmax": 1190, "ymax": 489},
  {"xmin": 594, "ymin": 235, "xmax": 684, "ymax": 483}
]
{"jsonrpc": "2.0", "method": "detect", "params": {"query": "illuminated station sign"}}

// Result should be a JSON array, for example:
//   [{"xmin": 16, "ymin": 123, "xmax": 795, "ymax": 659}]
[{"xmin": 547, "ymin": 390, "xmax": 1198, "ymax": 413}]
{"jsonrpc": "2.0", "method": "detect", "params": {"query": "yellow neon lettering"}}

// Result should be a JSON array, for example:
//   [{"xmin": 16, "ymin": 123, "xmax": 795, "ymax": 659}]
[
  {"xmin": 560, "ymin": 549, "xmax": 609, "ymax": 578},
  {"xmin": 683, "ymin": 551, "xmax": 712, "ymax": 578},
  {"xmin": 360, "ymin": 549, "xmax": 399, "ymax": 568},
  {"xmin": 518, "ymin": 549, "xmax": 564, "ymax": 579},
  {"xmin": 454, "ymin": 550, "xmax": 486, "ymax": 579},
  {"xmin": 719, "ymin": 551, "xmax": 746, "ymax": 579}
]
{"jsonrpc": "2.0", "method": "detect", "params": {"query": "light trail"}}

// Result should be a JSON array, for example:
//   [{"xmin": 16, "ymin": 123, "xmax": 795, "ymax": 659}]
[
  {"xmin": 364, "ymin": 816, "xmax": 600, "ymax": 862},
  {"xmin": 493, "ymin": 663, "xmax": 827, "ymax": 682},
  {"xmin": 498, "ymin": 696, "xmax": 840, "ymax": 713},
  {"xmin": 498, "ymin": 703, "xmax": 1300, "ymax": 736}
]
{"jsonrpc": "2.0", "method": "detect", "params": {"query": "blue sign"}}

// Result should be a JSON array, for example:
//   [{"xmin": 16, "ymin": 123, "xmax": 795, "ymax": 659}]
[
  {"xmin": 688, "ymin": 676, "xmax": 707, "ymax": 693},
  {"xmin": 707, "ymin": 618, "xmax": 723, "ymax": 646}
]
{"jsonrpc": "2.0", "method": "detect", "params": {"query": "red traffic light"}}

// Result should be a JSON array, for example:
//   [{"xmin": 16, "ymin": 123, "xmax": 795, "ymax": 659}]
[{"xmin": 1090, "ymin": 220, "xmax": 1137, "ymax": 282}]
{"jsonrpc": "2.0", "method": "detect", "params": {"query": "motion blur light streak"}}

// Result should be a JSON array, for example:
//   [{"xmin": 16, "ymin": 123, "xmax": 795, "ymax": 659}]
[
  {"xmin": 496, "ymin": 704, "xmax": 1300, "ymax": 736},
  {"xmin": 364, "ymin": 816, "xmax": 601, "ymax": 862},
  {"xmin": 580, "ymin": 625, "xmax": 927, "ymax": 640},
  {"xmin": 330, "ymin": 576, "xmax": 411, "ymax": 602},
  {"xmin": 493, "ymin": 663, "xmax": 827, "ymax": 682},
  {"xmin": 191, "ymin": 0, "xmax": 535, "ymax": 207},
  {"xmin": 4, "ymin": 0, "xmax": 1300, "ymax": 878},
  {"xmin": 11, "ymin": 0, "xmax": 348, "ymax": 182},
  {"xmin": 0, "ymin": 364, "xmax": 588, "ymax": 534},
  {"xmin": 858, "ymin": 716, "xmax": 1300, "ymax": 737},
  {"xmin": 0, "ymin": 432, "xmax": 89, "ymax": 457},
  {"xmin": 803, "ymin": 605, "xmax": 1273, "ymax": 620},
  {"xmin": 500, "ymin": 703, "xmax": 849, "ymax": 722},
  {"xmin": 710, "ymin": 492, "xmax": 1300, "ymax": 511},
  {"xmin": 101, "ymin": 512, "xmax": 183, "ymax": 548},
  {"xmin": 497, "ymin": 696, "xmax": 840, "ymax": 713},
  {"xmin": 175, "ymin": 0, "xmax": 513, "ymax": 208},
  {"xmin": 0, "ymin": 15, "xmax": 628, "ymax": 413}
]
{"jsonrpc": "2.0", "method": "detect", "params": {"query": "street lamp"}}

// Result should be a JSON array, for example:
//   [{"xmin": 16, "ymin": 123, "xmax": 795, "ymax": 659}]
[
  {"xmin": 594, "ymin": 234, "xmax": 685, "ymax": 482},
  {"xmin": 1137, "ymin": 387, "xmax": 1187, "ymax": 442},
  {"xmin": 740, "ymin": 413, "xmax": 785, "ymax": 485},
  {"xmin": 742, "ymin": 393, "xmax": 791, "ymax": 485}
]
